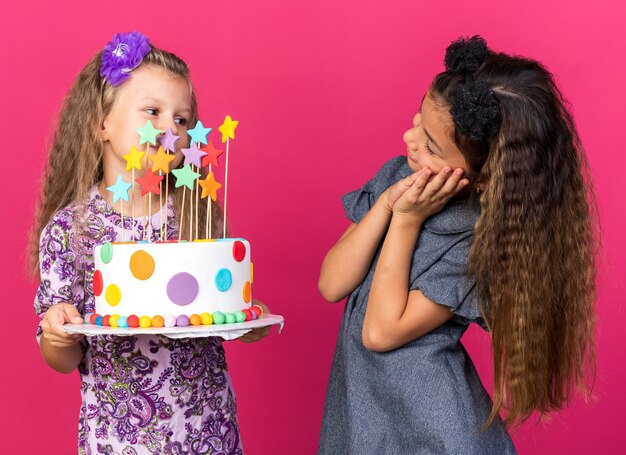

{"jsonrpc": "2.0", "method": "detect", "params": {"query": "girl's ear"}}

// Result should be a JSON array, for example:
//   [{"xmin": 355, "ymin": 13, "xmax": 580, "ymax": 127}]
[
  {"xmin": 475, "ymin": 173, "xmax": 488, "ymax": 192},
  {"xmin": 99, "ymin": 116, "xmax": 110, "ymax": 142}
]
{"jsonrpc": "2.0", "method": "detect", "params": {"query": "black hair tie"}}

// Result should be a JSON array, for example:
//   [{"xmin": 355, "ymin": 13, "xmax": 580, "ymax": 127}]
[{"xmin": 444, "ymin": 36, "xmax": 501, "ymax": 142}]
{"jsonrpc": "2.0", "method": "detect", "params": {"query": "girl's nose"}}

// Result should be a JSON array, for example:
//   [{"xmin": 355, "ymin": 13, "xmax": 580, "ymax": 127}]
[
  {"xmin": 403, "ymin": 127, "xmax": 418, "ymax": 148},
  {"xmin": 157, "ymin": 117, "xmax": 179, "ymax": 137}
]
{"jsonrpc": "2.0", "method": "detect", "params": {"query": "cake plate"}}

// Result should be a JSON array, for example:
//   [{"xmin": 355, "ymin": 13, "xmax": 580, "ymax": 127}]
[{"xmin": 63, "ymin": 314, "xmax": 284, "ymax": 340}]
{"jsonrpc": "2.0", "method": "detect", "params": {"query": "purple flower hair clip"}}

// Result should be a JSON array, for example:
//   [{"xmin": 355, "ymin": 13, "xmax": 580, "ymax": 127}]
[{"xmin": 100, "ymin": 31, "xmax": 151, "ymax": 86}]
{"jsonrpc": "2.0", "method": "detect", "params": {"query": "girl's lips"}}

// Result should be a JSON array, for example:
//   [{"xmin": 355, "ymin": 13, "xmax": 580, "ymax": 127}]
[{"xmin": 407, "ymin": 149, "xmax": 418, "ymax": 162}]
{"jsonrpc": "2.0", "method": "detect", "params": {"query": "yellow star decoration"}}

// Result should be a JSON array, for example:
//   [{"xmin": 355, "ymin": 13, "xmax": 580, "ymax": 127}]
[
  {"xmin": 198, "ymin": 172, "xmax": 222, "ymax": 201},
  {"xmin": 148, "ymin": 146, "xmax": 176, "ymax": 174},
  {"xmin": 123, "ymin": 146, "xmax": 145, "ymax": 171},
  {"xmin": 218, "ymin": 115, "xmax": 238, "ymax": 143}
]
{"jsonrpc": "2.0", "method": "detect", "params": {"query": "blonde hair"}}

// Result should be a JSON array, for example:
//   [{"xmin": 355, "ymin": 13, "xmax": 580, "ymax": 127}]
[{"xmin": 29, "ymin": 45, "xmax": 224, "ymax": 276}]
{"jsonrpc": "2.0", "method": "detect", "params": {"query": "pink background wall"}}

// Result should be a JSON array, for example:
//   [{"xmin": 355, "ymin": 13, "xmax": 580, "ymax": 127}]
[{"xmin": 1, "ymin": 0, "xmax": 624, "ymax": 453}]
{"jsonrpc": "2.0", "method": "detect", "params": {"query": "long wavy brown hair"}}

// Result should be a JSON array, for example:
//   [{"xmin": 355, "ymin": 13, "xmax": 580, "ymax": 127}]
[
  {"xmin": 29, "ymin": 45, "xmax": 224, "ymax": 276},
  {"xmin": 431, "ymin": 52, "xmax": 598, "ymax": 427}
]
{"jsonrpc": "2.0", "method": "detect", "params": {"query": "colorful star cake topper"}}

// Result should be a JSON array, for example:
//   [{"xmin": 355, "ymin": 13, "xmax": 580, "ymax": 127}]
[
  {"xmin": 187, "ymin": 120, "xmax": 212, "ymax": 145},
  {"xmin": 172, "ymin": 165, "xmax": 201, "ymax": 190},
  {"xmin": 106, "ymin": 175, "xmax": 132, "ymax": 203},
  {"xmin": 135, "ymin": 168, "xmax": 164, "ymax": 196},
  {"xmin": 198, "ymin": 171, "xmax": 222, "ymax": 201},
  {"xmin": 218, "ymin": 115, "xmax": 238, "ymax": 143},
  {"xmin": 123, "ymin": 146, "xmax": 145, "ymax": 171},
  {"xmin": 182, "ymin": 143, "xmax": 207, "ymax": 168},
  {"xmin": 148, "ymin": 146, "xmax": 176, "ymax": 174},
  {"xmin": 201, "ymin": 140, "xmax": 224, "ymax": 168},
  {"xmin": 136, "ymin": 120, "xmax": 162, "ymax": 146},
  {"xmin": 159, "ymin": 127, "xmax": 180, "ymax": 152}
]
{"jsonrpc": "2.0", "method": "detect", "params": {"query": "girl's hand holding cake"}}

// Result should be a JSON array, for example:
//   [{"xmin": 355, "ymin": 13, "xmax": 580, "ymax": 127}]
[
  {"xmin": 237, "ymin": 300, "xmax": 272, "ymax": 343},
  {"xmin": 40, "ymin": 303, "xmax": 84, "ymax": 348}
]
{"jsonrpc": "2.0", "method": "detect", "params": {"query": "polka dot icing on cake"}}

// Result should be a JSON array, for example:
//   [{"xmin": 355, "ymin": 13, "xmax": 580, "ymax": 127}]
[
  {"xmin": 232, "ymin": 240, "xmax": 246, "ymax": 262},
  {"xmin": 242, "ymin": 281, "xmax": 251, "ymax": 303},
  {"xmin": 167, "ymin": 272, "xmax": 199, "ymax": 306},
  {"xmin": 92, "ymin": 239, "xmax": 254, "ymax": 328},
  {"xmin": 93, "ymin": 270, "xmax": 103, "ymax": 296},
  {"xmin": 129, "ymin": 250, "xmax": 155, "ymax": 280},
  {"xmin": 215, "ymin": 268, "xmax": 232, "ymax": 292},
  {"xmin": 100, "ymin": 242, "xmax": 113, "ymax": 264},
  {"xmin": 105, "ymin": 284, "xmax": 122, "ymax": 306}
]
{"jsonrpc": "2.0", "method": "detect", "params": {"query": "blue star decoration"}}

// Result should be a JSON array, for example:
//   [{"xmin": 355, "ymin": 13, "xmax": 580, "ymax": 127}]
[
  {"xmin": 106, "ymin": 175, "xmax": 132, "ymax": 203},
  {"xmin": 136, "ymin": 120, "xmax": 162, "ymax": 145},
  {"xmin": 187, "ymin": 120, "xmax": 212, "ymax": 145}
]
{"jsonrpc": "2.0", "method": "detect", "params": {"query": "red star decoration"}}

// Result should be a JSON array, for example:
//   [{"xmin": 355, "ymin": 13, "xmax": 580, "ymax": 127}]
[
  {"xmin": 135, "ymin": 168, "xmax": 164, "ymax": 196},
  {"xmin": 201, "ymin": 140, "xmax": 224, "ymax": 168}
]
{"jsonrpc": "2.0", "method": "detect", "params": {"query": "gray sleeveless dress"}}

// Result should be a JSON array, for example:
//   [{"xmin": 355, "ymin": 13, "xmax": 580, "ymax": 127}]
[{"xmin": 318, "ymin": 156, "xmax": 516, "ymax": 455}]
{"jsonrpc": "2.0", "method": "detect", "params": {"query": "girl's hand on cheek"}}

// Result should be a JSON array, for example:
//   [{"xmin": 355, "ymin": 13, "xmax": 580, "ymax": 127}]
[
  {"xmin": 383, "ymin": 173, "xmax": 420, "ymax": 212},
  {"xmin": 393, "ymin": 167, "xmax": 469, "ymax": 223}
]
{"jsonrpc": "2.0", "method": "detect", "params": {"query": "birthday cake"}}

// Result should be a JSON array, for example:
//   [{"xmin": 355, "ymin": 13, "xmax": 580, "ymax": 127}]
[
  {"xmin": 89, "ymin": 239, "xmax": 260, "ymax": 328},
  {"xmin": 84, "ymin": 115, "xmax": 264, "ymax": 329}
]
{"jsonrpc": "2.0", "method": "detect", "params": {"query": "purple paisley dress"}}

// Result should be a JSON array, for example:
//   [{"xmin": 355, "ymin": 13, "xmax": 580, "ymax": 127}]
[{"xmin": 34, "ymin": 187, "xmax": 243, "ymax": 455}]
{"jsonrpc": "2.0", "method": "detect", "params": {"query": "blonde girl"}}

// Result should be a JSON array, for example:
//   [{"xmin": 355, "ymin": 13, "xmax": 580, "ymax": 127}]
[{"xmin": 31, "ymin": 32, "xmax": 267, "ymax": 454}]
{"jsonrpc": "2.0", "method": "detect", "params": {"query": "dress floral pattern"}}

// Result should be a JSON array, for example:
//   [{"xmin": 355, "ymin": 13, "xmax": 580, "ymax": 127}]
[{"xmin": 35, "ymin": 187, "xmax": 242, "ymax": 454}]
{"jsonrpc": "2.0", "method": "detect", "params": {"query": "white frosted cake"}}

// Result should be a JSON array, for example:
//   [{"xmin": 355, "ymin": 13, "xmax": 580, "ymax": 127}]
[{"xmin": 89, "ymin": 238, "xmax": 261, "ymax": 328}]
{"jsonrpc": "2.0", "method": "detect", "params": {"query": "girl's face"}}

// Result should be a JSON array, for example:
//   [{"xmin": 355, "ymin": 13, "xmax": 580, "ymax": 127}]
[
  {"xmin": 100, "ymin": 64, "xmax": 193, "ymax": 174},
  {"xmin": 403, "ymin": 92, "xmax": 468, "ymax": 175}
]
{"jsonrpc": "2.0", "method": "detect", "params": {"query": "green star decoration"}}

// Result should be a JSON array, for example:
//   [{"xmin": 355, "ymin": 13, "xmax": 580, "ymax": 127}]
[
  {"xmin": 136, "ymin": 120, "xmax": 162, "ymax": 145},
  {"xmin": 172, "ymin": 165, "xmax": 201, "ymax": 190}
]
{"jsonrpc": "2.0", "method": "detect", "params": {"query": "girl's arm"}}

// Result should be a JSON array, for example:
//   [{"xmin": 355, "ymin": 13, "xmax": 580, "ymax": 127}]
[
  {"xmin": 39, "ymin": 303, "xmax": 84, "ymax": 374},
  {"xmin": 319, "ymin": 173, "xmax": 420, "ymax": 303},
  {"xmin": 363, "ymin": 167, "xmax": 468, "ymax": 352}
]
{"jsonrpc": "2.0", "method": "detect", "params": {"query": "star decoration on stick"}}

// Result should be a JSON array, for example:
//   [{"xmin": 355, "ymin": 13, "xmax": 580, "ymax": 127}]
[
  {"xmin": 172, "ymin": 165, "xmax": 201, "ymax": 190},
  {"xmin": 159, "ymin": 127, "xmax": 180, "ymax": 152},
  {"xmin": 123, "ymin": 146, "xmax": 145, "ymax": 171},
  {"xmin": 187, "ymin": 120, "xmax": 212, "ymax": 145},
  {"xmin": 135, "ymin": 169, "xmax": 164, "ymax": 196},
  {"xmin": 136, "ymin": 120, "xmax": 162, "ymax": 145},
  {"xmin": 106, "ymin": 175, "xmax": 132, "ymax": 203},
  {"xmin": 198, "ymin": 171, "xmax": 222, "ymax": 201},
  {"xmin": 182, "ymin": 143, "xmax": 207, "ymax": 168},
  {"xmin": 148, "ymin": 146, "xmax": 176, "ymax": 174},
  {"xmin": 218, "ymin": 115, "xmax": 238, "ymax": 143},
  {"xmin": 201, "ymin": 140, "xmax": 224, "ymax": 168}
]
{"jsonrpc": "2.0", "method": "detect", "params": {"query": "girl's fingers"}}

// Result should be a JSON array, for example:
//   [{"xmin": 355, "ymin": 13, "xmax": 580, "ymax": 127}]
[
  {"xmin": 408, "ymin": 167, "xmax": 432, "ymax": 195},
  {"xmin": 438, "ymin": 168, "xmax": 467, "ymax": 197},
  {"xmin": 422, "ymin": 167, "xmax": 453, "ymax": 197}
]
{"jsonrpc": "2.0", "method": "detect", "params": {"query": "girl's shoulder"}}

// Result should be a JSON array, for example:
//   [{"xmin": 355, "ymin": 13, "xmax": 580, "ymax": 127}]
[{"xmin": 360, "ymin": 155, "xmax": 413, "ymax": 197}]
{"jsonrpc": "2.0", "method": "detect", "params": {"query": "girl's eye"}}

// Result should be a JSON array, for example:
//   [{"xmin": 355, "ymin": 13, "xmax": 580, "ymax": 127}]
[
  {"xmin": 145, "ymin": 108, "xmax": 158, "ymax": 116},
  {"xmin": 425, "ymin": 142, "xmax": 436, "ymax": 155},
  {"xmin": 175, "ymin": 117, "xmax": 188, "ymax": 126}
]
